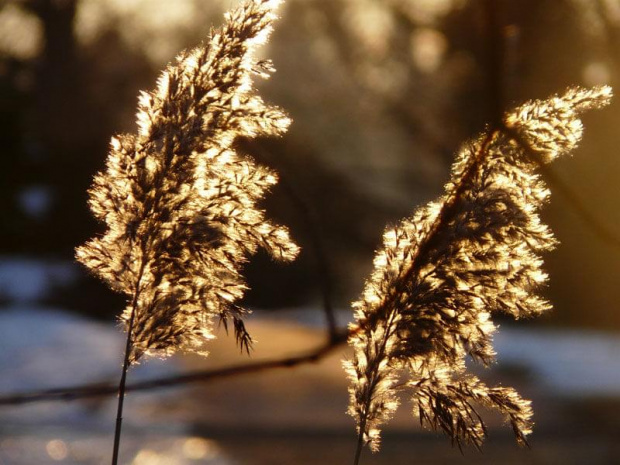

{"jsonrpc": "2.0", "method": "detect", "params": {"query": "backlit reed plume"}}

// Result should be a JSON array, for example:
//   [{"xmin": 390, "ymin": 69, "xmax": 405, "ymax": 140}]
[
  {"xmin": 345, "ymin": 86, "xmax": 612, "ymax": 461},
  {"xmin": 76, "ymin": 0, "xmax": 297, "ymax": 363},
  {"xmin": 79, "ymin": 2, "xmax": 296, "ymax": 462}
]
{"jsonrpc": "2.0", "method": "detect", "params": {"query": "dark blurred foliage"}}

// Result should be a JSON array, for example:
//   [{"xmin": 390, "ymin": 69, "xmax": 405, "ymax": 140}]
[{"xmin": 1, "ymin": 0, "xmax": 620, "ymax": 328}]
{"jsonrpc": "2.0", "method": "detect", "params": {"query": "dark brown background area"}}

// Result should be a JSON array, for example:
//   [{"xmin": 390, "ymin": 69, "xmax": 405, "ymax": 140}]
[{"xmin": 1, "ymin": 0, "xmax": 619, "ymax": 329}]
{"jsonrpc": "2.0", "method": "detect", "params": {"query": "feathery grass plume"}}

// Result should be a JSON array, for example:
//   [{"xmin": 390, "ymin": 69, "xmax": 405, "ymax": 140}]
[
  {"xmin": 345, "ymin": 86, "xmax": 612, "ymax": 458},
  {"xmin": 76, "ymin": 0, "xmax": 298, "ymax": 363}
]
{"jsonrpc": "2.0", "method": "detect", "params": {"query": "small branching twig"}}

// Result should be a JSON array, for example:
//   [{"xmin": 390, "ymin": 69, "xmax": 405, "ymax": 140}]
[
  {"xmin": 0, "ymin": 332, "xmax": 349, "ymax": 406},
  {"xmin": 239, "ymin": 139, "xmax": 339, "ymax": 341}
]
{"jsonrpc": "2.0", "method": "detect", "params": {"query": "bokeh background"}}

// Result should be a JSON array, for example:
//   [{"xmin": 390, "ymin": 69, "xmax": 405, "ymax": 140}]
[{"xmin": 1, "ymin": 0, "xmax": 620, "ymax": 464}]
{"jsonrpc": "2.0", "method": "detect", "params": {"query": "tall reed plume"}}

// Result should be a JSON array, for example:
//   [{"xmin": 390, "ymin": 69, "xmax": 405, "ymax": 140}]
[
  {"xmin": 77, "ymin": 0, "xmax": 296, "ymax": 362},
  {"xmin": 345, "ymin": 86, "xmax": 612, "ymax": 462},
  {"xmin": 75, "ymin": 0, "xmax": 296, "ymax": 462}
]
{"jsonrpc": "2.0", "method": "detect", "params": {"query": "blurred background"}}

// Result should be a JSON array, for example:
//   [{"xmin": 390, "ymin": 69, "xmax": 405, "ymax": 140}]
[{"xmin": 1, "ymin": 0, "xmax": 620, "ymax": 464}]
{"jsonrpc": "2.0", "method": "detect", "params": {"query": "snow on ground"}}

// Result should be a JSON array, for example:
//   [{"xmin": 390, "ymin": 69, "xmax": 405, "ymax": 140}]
[
  {"xmin": 0, "ymin": 306, "xmax": 232, "ymax": 464},
  {"xmin": 0, "ymin": 258, "xmax": 78, "ymax": 303},
  {"xmin": 1, "ymin": 301, "xmax": 620, "ymax": 464},
  {"xmin": 263, "ymin": 308, "xmax": 620, "ymax": 398},
  {"xmin": 258, "ymin": 309, "xmax": 620, "ymax": 398},
  {"xmin": 1, "ymin": 255, "xmax": 616, "ymax": 401},
  {"xmin": 0, "ymin": 306, "xmax": 123, "ymax": 392},
  {"xmin": 495, "ymin": 326, "xmax": 620, "ymax": 398},
  {"xmin": 0, "ymin": 306, "xmax": 183, "ymax": 425},
  {"xmin": 2, "ymin": 306, "xmax": 620, "ymax": 409}
]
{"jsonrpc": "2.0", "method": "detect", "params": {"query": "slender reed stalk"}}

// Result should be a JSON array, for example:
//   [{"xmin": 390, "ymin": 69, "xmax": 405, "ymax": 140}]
[
  {"xmin": 110, "ymin": 308, "xmax": 133, "ymax": 465},
  {"xmin": 110, "ymin": 260, "xmax": 145, "ymax": 465},
  {"xmin": 353, "ymin": 420, "xmax": 365, "ymax": 465}
]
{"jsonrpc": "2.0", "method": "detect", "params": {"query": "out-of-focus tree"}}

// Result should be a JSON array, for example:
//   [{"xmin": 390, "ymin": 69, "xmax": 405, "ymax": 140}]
[
  {"xmin": 252, "ymin": 0, "xmax": 620, "ymax": 328},
  {"xmin": 1, "ymin": 0, "xmax": 619, "ymax": 327}
]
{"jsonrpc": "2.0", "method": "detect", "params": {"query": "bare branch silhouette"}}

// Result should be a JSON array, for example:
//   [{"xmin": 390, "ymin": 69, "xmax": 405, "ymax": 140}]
[{"xmin": 0, "ymin": 332, "xmax": 349, "ymax": 406}]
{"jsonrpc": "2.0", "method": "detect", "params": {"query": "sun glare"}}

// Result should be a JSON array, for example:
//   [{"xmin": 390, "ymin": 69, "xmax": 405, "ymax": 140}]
[
  {"xmin": 410, "ymin": 28, "xmax": 448, "ymax": 73},
  {"xmin": 46, "ymin": 439, "xmax": 69, "ymax": 461},
  {"xmin": 583, "ymin": 61, "xmax": 611, "ymax": 86},
  {"xmin": 0, "ymin": 4, "xmax": 42, "ymax": 60},
  {"xmin": 75, "ymin": 0, "xmax": 226, "ymax": 63},
  {"xmin": 181, "ymin": 437, "xmax": 219, "ymax": 460},
  {"xmin": 393, "ymin": 0, "xmax": 464, "ymax": 25}
]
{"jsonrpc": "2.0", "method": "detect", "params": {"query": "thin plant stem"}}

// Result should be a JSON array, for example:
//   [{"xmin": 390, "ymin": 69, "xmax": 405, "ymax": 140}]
[
  {"xmin": 241, "ymin": 140, "xmax": 339, "ymax": 341},
  {"xmin": 111, "ymin": 261, "xmax": 146, "ymax": 465},
  {"xmin": 110, "ymin": 313, "xmax": 134, "ymax": 465},
  {"xmin": 353, "ymin": 417, "xmax": 366, "ymax": 465}
]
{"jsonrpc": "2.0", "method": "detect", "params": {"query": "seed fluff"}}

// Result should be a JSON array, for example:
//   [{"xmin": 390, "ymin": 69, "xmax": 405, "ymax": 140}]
[
  {"xmin": 76, "ymin": 0, "xmax": 298, "ymax": 362},
  {"xmin": 345, "ymin": 86, "xmax": 612, "ymax": 453}
]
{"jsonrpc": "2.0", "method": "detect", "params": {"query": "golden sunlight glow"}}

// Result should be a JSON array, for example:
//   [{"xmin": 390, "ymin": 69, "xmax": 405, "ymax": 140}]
[
  {"xmin": 343, "ymin": 0, "xmax": 394, "ymax": 58},
  {"xmin": 411, "ymin": 28, "xmax": 448, "ymax": 73},
  {"xmin": 76, "ymin": 0, "xmax": 228, "ymax": 63},
  {"xmin": 394, "ymin": 0, "xmax": 463, "ymax": 25},
  {"xmin": 583, "ymin": 61, "xmax": 611, "ymax": 86},
  {"xmin": 181, "ymin": 437, "xmax": 219, "ymax": 460},
  {"xmin": 602, "ymin": 0, "xmax": 620, "ymax": 23},
  {"xmin": 0, "ymin": 5, "xmax": 42, "ymax": 60},
  {"xmin": 132, "ymin": 449, "xmax": 162, "ymax": 465},
  {"xmin": 46, "ymin": 439, "xmax": 68, "ymax": 461}
]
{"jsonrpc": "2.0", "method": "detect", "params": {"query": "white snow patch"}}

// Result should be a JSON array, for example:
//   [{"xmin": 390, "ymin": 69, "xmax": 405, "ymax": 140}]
[
  {"xmin": 0, "ymin": 306, "xmax": 183, "ymax": 427},
  {"xmin": 0, "ymin": 258, "xmax": 79, "ymax": 302},
  {"xmin": 0, "ymin": 306, "xmax": 232, "ymax": 464},
  {"xmin": 495, "ymin": 327, "xmax": 620, "ymax": 398}
]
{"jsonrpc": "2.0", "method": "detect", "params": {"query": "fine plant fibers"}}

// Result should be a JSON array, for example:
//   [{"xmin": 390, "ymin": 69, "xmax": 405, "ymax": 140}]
[
  {"xmin": 75, "ymin": 0, "xmax": 297, "ymax": 462},
  {"xmin": 345, "ymin": 86, "xmax": 612, "ymax": 464},
  {"xmin": 72, "ymin": 0, "xmax": 613, "ymax": 462}
]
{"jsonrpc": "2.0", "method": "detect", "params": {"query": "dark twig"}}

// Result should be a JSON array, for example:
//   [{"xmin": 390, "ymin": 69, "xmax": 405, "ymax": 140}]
[
  {"xmin": 0, "ymin": 332, "xmax": 349, "ymax": 407},
  {"xmin": 278, "ymin": 171, "xmax": 339, "ymax": 340},
  {"xmin": 242, "ymin": 140, "xmax": 339, "ymax": 342}
]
